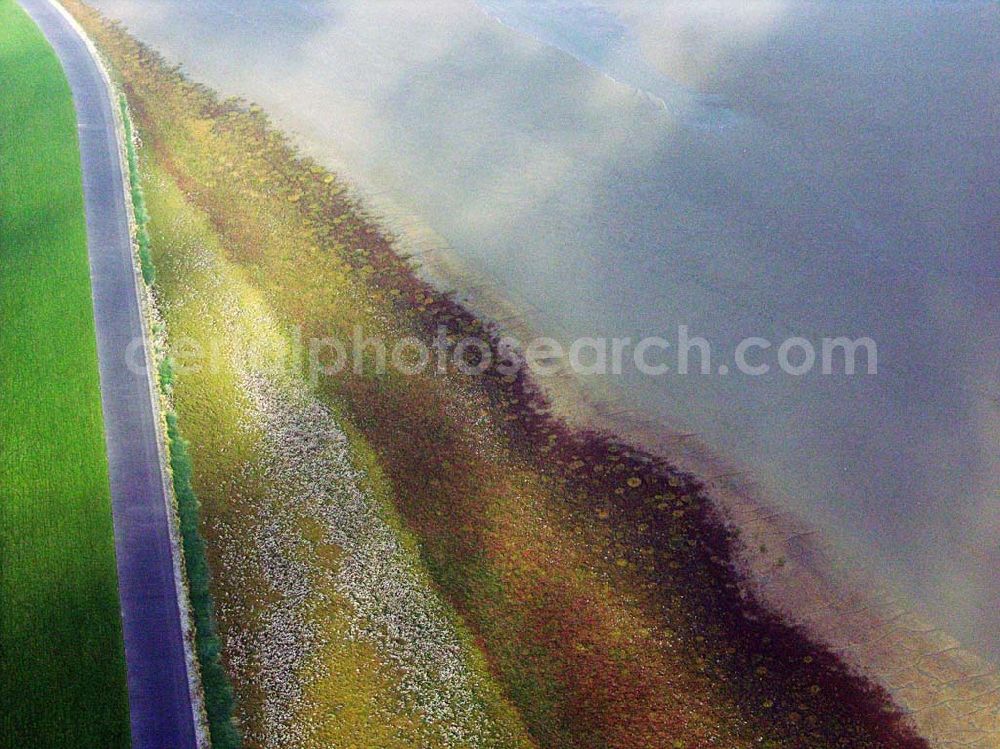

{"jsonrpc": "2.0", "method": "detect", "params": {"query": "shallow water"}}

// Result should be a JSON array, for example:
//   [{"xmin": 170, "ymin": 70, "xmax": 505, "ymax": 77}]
[{"xmin": 91, "ymin": 0, "xmax": 1000, "ymax": 660}]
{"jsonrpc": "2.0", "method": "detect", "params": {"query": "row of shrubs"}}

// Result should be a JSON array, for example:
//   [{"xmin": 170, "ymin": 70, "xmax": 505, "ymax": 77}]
[
  {"xmin": 165, "ymin": 408, "xmax": 241, "ymax": 749},
  {"xmin": 120, "ymin": 93, "xmax": 242, "ymax": 749},
  {"xmin": 119, "ymin": 95, "xmax": 154, "ymax": 285}
]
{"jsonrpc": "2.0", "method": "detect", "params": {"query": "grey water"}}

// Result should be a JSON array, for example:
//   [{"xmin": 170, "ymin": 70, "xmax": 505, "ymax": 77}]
[
  {"xmin": 90, "ymin": 0, "xmax": 1000, "ymax": 660},
  {"xmin": 474, "ymin": 0, "xmax": 738, "ymax": 129}
]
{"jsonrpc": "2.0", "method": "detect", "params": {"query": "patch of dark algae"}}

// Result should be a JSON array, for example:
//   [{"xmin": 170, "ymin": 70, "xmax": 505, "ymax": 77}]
[{"xmin": 314, "ymin": 179, "xmax": 928, "ymax": 748}]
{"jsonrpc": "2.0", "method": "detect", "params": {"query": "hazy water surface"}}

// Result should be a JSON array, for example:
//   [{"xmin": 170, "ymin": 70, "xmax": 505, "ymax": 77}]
[{"xmin": 91, "ymin": 0, "xmax": 1000, "ymax": 658}]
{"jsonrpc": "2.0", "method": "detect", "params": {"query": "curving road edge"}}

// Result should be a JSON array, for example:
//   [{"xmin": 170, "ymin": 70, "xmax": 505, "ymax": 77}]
[{"xmin": 17, "ymin": 0, "xmax": 202, "ymax": 746}]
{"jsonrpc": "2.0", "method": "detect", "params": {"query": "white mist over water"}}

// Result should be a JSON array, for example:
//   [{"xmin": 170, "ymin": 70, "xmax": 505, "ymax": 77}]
[
  {"xmin": 91, "ymin": 0, "xmax": 1000, "ymax": 659},
  {"xmin": 474, "ymin": 0, "xmax": 738, "ymax": 129}
]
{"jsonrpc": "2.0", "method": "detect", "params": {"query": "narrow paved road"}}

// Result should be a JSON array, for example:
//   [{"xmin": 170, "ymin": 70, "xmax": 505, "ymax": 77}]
[{"xmin": 17, "ymin": 1, "xmax": 199, "ymax": 746}]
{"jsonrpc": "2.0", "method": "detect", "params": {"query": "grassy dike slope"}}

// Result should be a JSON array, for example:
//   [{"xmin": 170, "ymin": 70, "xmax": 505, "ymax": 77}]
[
  {"xmin": 66, "ymin": 2, "xmax": 930, "ymax": 749},
  {"xmin": 0, "ymin": 2, "xmax": 129, "ymax": 746}
]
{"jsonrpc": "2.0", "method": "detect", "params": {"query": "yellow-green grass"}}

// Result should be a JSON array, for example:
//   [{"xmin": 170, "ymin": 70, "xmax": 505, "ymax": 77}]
[
  {"xmin": 0, "ymin": 2, "xmax": 129, "ymax": 747},
  {"xmin": 140, "ymin": 154, "xmax": 531, "ymax": 748}
]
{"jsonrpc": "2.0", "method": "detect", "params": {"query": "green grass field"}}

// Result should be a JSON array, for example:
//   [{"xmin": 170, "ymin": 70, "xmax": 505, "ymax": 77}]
[{"xmin": 0, "ymin": 2, "xmax": 130, "ymax": 746}]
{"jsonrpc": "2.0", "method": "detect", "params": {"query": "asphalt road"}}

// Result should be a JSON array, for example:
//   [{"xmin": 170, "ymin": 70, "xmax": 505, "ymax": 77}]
[{"xmin": 17, "ymin": 1, "xmax": 199, "ymax": 746}]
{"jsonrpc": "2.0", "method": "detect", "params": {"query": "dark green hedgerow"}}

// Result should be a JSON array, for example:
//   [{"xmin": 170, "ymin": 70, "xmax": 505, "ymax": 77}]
[
  {"xmin": 119, "ymin": 94, "xmax": 154, "ymax": 284},
  {"xmin": 166, "ymin": 411, "xmax": 241, "ymax": 749}
]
